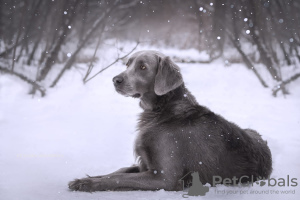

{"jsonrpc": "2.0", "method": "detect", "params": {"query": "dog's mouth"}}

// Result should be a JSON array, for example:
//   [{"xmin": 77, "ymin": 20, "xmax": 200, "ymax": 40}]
[
  {"xmin": 131, "ymin": 93, "xmax": 141, "ymax": 98},
  {"xmin": 115, "ymin": 88, "xmax": 141, "ymax": 98}
]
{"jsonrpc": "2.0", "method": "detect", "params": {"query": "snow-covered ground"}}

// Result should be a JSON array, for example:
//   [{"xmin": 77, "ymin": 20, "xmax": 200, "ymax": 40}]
[{"xmin": 0, "ymin": 46, "xmax": 300, "ymax": 200}]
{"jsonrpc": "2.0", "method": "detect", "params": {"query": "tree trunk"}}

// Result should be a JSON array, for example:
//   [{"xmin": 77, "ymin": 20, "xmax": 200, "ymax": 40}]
[
  {"xmin": 16, "ymin": 0, "xmax": 42, "ymax": 62},
  {"xmin": 27, "ymin": 1, "xmax": 51, "ymax": 66},
  {"xmin": 37, "ymin": 0, "xmax": 79, "ymax": 82},
  {"xmin": 11, "ymin": 1, "xmax": 27, "ymax": 72}
]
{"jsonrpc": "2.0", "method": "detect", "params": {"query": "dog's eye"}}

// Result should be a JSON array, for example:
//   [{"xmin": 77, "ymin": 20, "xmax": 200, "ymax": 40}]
[
  {"xmin": 126, "ymin": 63, "xmax": 129, "ymax": 68},
  {"xmin": 140, "ymin": 65, "xmax": 146, "ymax": 70}
]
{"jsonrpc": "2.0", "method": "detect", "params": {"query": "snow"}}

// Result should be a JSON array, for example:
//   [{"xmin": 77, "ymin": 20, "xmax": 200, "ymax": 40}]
[{"xmin": 1, "ymin": 46, "xmax": 300, "ymax": 200}]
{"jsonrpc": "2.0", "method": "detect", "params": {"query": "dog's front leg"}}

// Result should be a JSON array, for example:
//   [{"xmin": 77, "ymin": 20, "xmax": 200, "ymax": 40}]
[
  {"xmin": 68, "ymin": 171, "xmax": 181, "ymax": 192},
  {"xmin": 86, "ymin": 165, "xmax": 140, "ymax": 178}
]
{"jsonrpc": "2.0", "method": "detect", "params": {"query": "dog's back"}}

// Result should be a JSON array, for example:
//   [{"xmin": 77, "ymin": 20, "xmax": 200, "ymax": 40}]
[
  {"xmin": 244, "ymin": 128, "xmax": 272, "ymax": 178},
  {"xmin": 137, "ymin": 85, "xmax": 272, "ymax": 186}
]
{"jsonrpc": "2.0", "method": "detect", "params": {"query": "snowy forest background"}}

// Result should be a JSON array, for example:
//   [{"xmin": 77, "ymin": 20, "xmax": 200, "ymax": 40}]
[
  {"xmin": 0, "ymin": 0, "xmax": 299, "ymax": 96},
  {"xmin": 1, "ymin": 1, "xmax": 300, "ymax": 200}
]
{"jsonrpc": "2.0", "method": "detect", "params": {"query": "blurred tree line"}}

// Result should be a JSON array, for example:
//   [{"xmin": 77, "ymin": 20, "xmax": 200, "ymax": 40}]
[{"xmin": 0, "ymin": 0, "xmax": 299, "ymax": 97}]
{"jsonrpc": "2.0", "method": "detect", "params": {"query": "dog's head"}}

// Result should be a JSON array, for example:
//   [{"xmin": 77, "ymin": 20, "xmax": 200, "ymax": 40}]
[{"xmin": 112, "ymin": 50, "xmax": 183, "ymax": 98}]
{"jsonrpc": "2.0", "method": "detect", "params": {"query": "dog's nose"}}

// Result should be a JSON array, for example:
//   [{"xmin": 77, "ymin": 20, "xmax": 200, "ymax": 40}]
[{"xmin": 113, "ymin": 76, "xmax": 123, "ymax": 85}]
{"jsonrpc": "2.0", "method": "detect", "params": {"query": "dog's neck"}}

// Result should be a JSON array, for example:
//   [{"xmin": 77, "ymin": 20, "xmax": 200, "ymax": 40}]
[
  {"xmin": 139, "ymin": 92, "xmax": 158, "ymax": 111},
  {"xmin": 139, "ymin": 84, "xmax": 198, "ymax": 112}
]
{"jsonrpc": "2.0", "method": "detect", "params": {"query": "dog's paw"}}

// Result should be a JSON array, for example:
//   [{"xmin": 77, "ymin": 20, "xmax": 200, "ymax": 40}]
[{"xmin": 68, "ymin": 178, "xmax": 94, "ymax": 192}]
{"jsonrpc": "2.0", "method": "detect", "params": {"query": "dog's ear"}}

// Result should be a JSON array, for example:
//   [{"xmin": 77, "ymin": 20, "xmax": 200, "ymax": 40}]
[{"xmin": 154, "ymin": 56, "xmax": 183, "ymax": 95}]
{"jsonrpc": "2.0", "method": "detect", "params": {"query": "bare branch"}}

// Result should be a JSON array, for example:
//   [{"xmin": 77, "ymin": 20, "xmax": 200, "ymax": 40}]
[
  {"xmin": 83, "ymin": 34, "xmax": 103, "ymax": 82},
  {"xmin": 84, "ymin": 41, "xmax": 140, "ymax": 84},
  {"xmin": 172, "ymin": 54, "xmax": 221, "ymax": 64},
  {"xmin": 272, "ymin": 73, "xmax": 300, "ymax": 97},
  {"xmin": 224, "ymin": 28, "xmax": 269, "ymax": 88},
  {"xmin": 0, "ymin": 66, "xmax": 46, "ymax": 97}
]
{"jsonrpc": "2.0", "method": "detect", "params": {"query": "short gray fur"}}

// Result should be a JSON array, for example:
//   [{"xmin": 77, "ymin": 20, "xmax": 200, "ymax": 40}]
[{"xmin": 68, "ymin": 50, "xmax": 272, "ymax": 192}]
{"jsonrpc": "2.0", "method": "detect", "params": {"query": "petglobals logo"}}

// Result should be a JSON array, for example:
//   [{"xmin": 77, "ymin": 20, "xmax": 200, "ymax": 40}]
[
  {"xmin": 212, "ymin": 175, "xmax": 298, "ymax": 187},
  {"xmin": 179, "ymin": 172, "xmax": 298, "ymax": 198}
]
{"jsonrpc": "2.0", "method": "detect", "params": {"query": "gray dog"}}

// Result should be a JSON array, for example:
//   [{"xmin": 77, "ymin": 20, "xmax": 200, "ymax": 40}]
[{"xmin": 68, "ymin": 50, "xmax": 272, "ymax": 192}]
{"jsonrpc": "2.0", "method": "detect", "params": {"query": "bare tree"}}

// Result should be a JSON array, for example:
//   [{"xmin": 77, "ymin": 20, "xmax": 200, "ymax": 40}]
[{"xmin": 0, "ymin": 0, "xmax": 299, "ymax": 97}]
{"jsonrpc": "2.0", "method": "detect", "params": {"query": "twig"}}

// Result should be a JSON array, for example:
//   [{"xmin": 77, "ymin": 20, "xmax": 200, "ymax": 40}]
[
  {"xmin": 84, "ymin": 41, "xmax": 139, "ymax": 83},
  {"xmin": 0, "ymin": 65, "xmax": 46, "ymax": 97},
  {"xmin": 172, "ymin": 54, "xmax": 221, "ymax": 64},
  {"xmin": 83, "ymin": 34, "xmax": 102, "ymax": 82},
  {"xmin": 272, "ymin": 72, "xmax": 300, "ymax": 97}
]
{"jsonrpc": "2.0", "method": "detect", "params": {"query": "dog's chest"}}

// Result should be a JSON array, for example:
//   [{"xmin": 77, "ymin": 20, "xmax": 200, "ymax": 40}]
[
  {"xmin": 135, "ymin": 113, "xmax": 161, "ymax": 170},
  {"xmin": 134, "ymin": 131, "xmax": 152, "ymax": 170}
]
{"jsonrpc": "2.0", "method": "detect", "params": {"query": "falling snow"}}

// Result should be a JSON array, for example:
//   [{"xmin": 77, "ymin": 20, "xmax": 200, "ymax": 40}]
[{"xmin": 1, "ymin": 0, "xmax": 300, "ymax": 198}]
